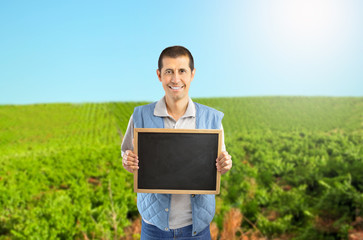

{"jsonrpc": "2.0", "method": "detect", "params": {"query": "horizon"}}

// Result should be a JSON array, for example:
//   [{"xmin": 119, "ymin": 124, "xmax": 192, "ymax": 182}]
[
  {"xmin": 1, "ymin": 0, "xmax": 362, "ymax": 105},
  {"xmin": 1, "ymin": 95, "xmax": 362, "ymax": 106}
]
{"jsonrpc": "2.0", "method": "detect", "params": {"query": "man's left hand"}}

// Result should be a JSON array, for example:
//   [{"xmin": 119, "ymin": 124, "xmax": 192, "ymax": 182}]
[{"xmin": 216, "ymin": 151, "xmax": 232, "ymax": 175}]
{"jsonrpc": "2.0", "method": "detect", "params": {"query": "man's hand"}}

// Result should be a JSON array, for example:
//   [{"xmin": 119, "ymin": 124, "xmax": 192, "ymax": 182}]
[
  {"xmin": 123, "ymin": 150, "xmax": 139, "ymax": 173},
  {"xmin": 216, "ymin": 151, "xmax": 232, "ymax": 175}
]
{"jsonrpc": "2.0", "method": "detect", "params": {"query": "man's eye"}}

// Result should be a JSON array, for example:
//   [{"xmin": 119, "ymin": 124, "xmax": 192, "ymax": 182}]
[
  {"xmin": 180, "ymin": 69, "xmax": 186, "ymax": 73},
  {"xmin": 165, "ymin": 70, "xmax": 172, "ymax": 74}
]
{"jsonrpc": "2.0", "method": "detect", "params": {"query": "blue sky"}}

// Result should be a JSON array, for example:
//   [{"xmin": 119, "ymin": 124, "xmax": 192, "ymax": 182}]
[{"xmin": 0, "ymin": 0, "xmax": 362, "ymax": 104}]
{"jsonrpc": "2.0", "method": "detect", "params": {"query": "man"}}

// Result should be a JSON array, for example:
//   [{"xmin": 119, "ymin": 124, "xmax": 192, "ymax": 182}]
[{"xmin": 121, "ymin": 46, "xmax": 232, "ymax": 239}]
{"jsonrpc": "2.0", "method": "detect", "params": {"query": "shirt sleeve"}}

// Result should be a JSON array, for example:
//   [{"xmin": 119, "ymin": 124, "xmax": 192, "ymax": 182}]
[
  {"xmin": 121, "ymin": 114, "xmax": 134, "ymax": 157},
  {"xmin": 220, "ymin": 123, "xmax": 226, "ymax": 152}
]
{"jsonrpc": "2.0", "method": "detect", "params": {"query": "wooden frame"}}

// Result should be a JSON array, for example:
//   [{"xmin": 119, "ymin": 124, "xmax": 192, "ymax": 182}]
[{"xmin": 134, "ymin": 128, "xmax": 222, "ymax": 194}]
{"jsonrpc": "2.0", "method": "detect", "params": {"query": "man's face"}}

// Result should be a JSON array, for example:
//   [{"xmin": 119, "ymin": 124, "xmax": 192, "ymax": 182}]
[{"xmin": 157, "ymin": 56, "xmax": 195, "ymax": 103}]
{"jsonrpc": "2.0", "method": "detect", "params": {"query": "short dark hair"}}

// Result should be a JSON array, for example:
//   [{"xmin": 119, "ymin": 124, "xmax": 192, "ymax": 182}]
[{"xmin": 158, "ymin": 46, "xmax": 194, "ymax": 71}]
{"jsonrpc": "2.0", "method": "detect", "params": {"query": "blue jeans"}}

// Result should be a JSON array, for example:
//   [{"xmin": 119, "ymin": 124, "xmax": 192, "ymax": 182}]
[{"xmin": 141, "ymin": 219, "xmax": 211, "ymax": 240}]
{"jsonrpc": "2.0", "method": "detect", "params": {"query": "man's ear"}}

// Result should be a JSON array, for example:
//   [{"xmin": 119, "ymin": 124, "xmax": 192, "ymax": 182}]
[
  {"xmin": 156, "ymin": 69, "xmax": 162, "ymax": 82},
  {"xmin": 191, "ymin": 68, "xmax": 196, "ymax": 82}
]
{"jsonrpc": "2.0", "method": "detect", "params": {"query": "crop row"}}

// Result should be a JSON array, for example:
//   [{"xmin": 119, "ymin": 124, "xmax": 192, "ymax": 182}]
[
  {"xmin": 217, "ymin": 131, "xmax": 363, "ymax": 239},
  {"xmin": 1, "ymin": 131, "xmax": 361, "ymax": 239},
  {"xmin": 0, "ymin": 97, "xmax": 362, "ymax": 239}
]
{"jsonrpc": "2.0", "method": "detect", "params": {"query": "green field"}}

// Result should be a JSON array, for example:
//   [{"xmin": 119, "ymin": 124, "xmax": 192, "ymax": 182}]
[{"xmin": 0, "ymin": 97, "xmax": 362, "ymax": 239}]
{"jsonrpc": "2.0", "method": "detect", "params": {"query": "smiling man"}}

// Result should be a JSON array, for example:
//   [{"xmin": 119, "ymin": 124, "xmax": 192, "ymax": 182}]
[{"xmin": 121, "ymin": 46, "xmax": 232, "ymax": 240}]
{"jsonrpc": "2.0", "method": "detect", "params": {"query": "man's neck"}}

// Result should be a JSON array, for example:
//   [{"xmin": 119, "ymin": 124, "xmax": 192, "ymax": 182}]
[{"xmin": 165, "ymin": 96, "xmax": 189, "ymax": 121}]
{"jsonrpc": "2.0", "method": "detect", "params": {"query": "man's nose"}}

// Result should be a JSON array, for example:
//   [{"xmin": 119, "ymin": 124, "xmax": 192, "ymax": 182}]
[{"xmin": 171, "ymin": 73, "xmax": 181, "ymax": 83}]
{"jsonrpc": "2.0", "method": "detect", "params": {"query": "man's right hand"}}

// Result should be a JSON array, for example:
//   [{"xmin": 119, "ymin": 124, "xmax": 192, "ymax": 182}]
[{"xmin": 123, "ymin": 150, "xmax": 139, "ymax": 173}]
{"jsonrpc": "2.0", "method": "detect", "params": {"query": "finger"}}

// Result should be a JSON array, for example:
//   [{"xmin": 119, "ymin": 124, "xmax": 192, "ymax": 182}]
[
  {"xmin": 216, "ymin": 158, "xmax": 224, "ymax": 168},
  {"xmin": 217, "ymin": 151, "xmax": 230, "ymax": 161},
  {"xmin": 217, "ymin": 159, "xmax": 232, "ymax": 172},
  {"xmin": 217, "ymin": 151, "xmax": 229, "ymax": 160},
  {"xmin": 222, "ymin": 159, "xmax": 232, "ymax": 168},
  {"xmin": 125, "ymin": 150, "xmax": 139, "ymax": 160},
  {"xmin": 125, "ymin": 161, "xmax": 139, "ymax": 167},
  {"xmin": 126, "ymin": 165, "xmax": 139, "ymax": 170},
  {"xmin": 123, "ymin": 157, "xmax": 139, "ymax": 166},
  {"xmin": 124, "ymin": 164, "xmax": 139, "ymax": 173},
  {"xmin": 223, "ymin": 160, "xmax": 232, "ymax": 169},
  {"xmin": 216, "ymin": 154, "xmax": 231, "ymax": 165},
  {"xmin": 124, "ymin": 151, "xmax": 139, "ymax": 164},
  {"xmin": 218, "ymin": 162, "xmax": 229, "ymax": 170}
]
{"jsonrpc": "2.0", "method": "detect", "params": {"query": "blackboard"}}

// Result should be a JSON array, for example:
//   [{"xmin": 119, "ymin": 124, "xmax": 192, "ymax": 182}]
[{"xmin": 134, "ymin": 128, "xmax": 222, "ymax": 194}]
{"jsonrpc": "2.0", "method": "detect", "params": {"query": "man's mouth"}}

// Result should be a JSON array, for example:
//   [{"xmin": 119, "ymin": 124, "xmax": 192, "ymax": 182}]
[{"xmin": 169, "ymin": 85, "xmax": 184, "ymax": 90}]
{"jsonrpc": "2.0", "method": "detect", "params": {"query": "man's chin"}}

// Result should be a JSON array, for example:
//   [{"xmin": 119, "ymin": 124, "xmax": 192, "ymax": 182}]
[{"xmin": 166, "ymin": 93, "xmax": 188, "ymax": 102}]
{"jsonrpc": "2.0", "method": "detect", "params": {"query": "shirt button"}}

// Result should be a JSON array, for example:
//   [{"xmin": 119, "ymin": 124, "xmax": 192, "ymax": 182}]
[
  {"xmin": 165, "ymin": 208, "xmax": 169, "ymax": 212},
  {"xmin": 165, "ymin": 227, "xmax": 169, "ymax": 231},
  {"xmin": 194, "ymin": 231, "xmax": 197, "ymax": 235}
]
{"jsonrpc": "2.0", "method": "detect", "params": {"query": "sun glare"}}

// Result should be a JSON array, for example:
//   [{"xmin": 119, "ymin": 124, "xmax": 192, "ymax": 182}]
[
  {"xmin": 260, "ymin": 0, "xmax": 352, "ymax": 61},
  {"xmin": 278, "ymin": 1, "xmax": 337, "ymax": 42}
]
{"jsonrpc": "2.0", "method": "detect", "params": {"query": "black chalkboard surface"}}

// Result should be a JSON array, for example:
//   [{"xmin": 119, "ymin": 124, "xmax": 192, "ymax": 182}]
[{"xmin": 134, "ymin": 128, "xmax": 222, "ymax": 194}]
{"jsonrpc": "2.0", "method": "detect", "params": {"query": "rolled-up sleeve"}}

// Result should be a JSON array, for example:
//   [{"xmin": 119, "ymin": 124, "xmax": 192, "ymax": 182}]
[
  {"xmin": 121, "ymin": 114, "xmax": 134, "ymax": 157},
  {"xmin": 221, "ymin": 124, "xmax": 226, "ymax": 152}
]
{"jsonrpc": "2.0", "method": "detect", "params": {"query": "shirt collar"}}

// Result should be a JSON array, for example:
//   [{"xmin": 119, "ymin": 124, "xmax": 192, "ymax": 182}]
[{"xmin": 154, "ymin": 96, "xmax": 196, "ymax": 118}]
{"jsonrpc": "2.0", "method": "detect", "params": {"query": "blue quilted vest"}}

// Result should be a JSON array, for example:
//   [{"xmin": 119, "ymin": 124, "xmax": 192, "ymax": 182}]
[{"xmin": 133, "ymin": 101, "xmax": 224, "ymax": 236}]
